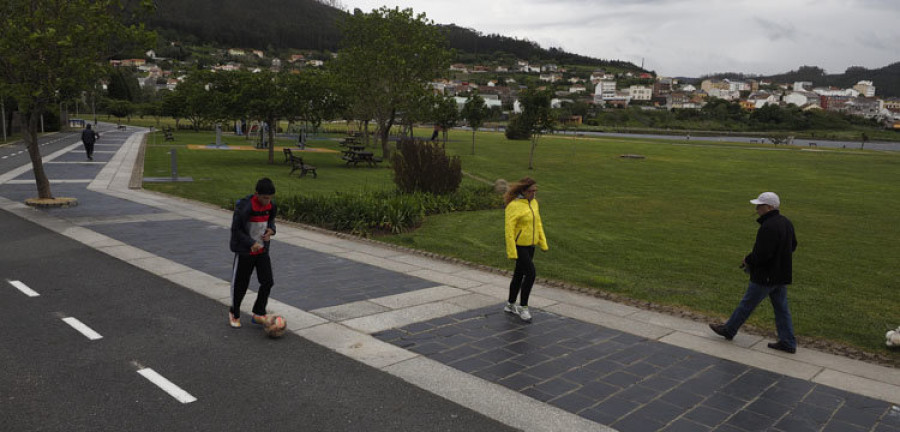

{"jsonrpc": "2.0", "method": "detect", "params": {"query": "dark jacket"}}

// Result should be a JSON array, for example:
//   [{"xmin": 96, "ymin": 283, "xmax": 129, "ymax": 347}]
[
  {"xmin": 229, "ymin": 194, "xmax": 277, "ymax": 255},
  {"xmin": 81, "ymin": 128, "xmax": 98, "ymax": 145},
  {"xmin": 745, "ymin": 209, "xmax": 797, "ymax": 285}
]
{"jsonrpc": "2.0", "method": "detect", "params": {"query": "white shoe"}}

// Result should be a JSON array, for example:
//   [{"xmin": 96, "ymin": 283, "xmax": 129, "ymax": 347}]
[
  {"xmin": 503, "ymin": 302, "xmax": 517, "ymax": 314},
  {"xmin": 518, "ymin": 306, "xmax": 532, "ymax": 322}
]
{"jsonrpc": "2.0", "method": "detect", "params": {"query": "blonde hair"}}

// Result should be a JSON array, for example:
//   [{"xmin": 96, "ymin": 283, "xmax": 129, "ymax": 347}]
[{"xmin": 503, "ymin": 177, "xmax": 536, "ymax": 205}]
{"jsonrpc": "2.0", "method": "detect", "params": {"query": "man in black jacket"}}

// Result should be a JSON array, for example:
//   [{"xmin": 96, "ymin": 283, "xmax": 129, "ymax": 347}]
[
  {"xmin": 81, "ymin": 124, "xmax": 99, "ymax": 160},
  {"xmin": 228, "ymin": 178, "xmax": 277, "ymax": 328},
  {"xmin": 710, "ymin": 192, "xmax": 799, "ymax": 353}
]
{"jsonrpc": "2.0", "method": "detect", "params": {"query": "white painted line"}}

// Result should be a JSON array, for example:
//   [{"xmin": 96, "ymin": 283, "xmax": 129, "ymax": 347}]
[
  {"xmin": 9, "ymin": 280, "xmax": 39, "ymax": 297},
  {"xmin": 61, "ymin": 317, "xmax": 103, "ymax": 340},
  {"xmin": 136, "ymin": 368, "xmax": 197, "ymax": 403}
]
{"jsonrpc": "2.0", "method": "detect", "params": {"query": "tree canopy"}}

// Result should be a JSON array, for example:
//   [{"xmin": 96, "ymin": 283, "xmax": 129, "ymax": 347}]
[
  {"xmin": 331, "ymin": 6, "xmax": 452, "ymax": 159},
  {"xmin": 0, "ymin": 0, "xmax": 155, "ymax": 199}
]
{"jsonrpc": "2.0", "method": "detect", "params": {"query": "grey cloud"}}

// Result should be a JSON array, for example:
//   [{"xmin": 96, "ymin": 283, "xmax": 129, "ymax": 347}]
[{"xmin": 753, "ymin": 17, "xmax": 797, "ymax": 41}]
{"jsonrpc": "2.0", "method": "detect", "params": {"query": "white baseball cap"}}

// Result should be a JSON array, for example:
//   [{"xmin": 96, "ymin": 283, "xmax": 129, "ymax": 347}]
[{"xmin": 750, "ymin": 192, "xmax": 780, "ymax": 208}]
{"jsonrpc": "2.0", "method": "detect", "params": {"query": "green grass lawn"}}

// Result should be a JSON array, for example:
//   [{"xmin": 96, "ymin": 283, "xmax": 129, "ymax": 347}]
[{"xmin": 142, "ymin": 126, "xmax": 900, "ymax": 360}]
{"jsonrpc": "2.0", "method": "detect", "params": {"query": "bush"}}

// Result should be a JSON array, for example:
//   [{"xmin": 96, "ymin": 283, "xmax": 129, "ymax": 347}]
[
  {"xmin": 391, "ymin": 139, "xmax": 462, "ymax": 195},
  {"xmin": 276, "ymin": 184, "xmax": 502, "ymax": 236},
  {"xmin": 504, "ymin": 114, "xmax": 531, "ymax": 140}
]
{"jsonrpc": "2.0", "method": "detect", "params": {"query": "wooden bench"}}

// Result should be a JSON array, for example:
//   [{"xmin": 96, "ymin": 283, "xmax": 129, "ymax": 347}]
[
  {"xmin": 163, "ymin": 127, "xmax": 175, "ymax": 142},
  {"xmin": 283, "ymin": 148, "xmax": 294, "ymax": 164},
  {"xmin": 289, "ymin": 155, "xmax": 317, "ymax": 178},
  {"xmin": 117, "ymin": 124, "xmax": 126, "ymax": 131}
]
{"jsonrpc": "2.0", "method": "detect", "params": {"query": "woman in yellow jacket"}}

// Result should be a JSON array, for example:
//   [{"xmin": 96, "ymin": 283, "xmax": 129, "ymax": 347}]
[{"xmin": 504, "ymin": 177, "xmax": 548, "ymax": 322}]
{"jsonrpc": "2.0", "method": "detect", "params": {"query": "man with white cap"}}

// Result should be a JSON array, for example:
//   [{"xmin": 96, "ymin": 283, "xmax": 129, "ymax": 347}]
[{"xmin": 710, "ymin": 192, "xmax": 799, "ymax": 353}]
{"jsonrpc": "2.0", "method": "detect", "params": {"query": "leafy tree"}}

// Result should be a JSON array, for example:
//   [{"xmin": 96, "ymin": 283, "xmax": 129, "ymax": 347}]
[
  {"xmin": 332, "ymin": 7, "xmax": 453, "ymax": 160},
  {"xmin": 107, "ymin": 67, "xmax": 142, "ymax": 102},
  {"xmin": 235, "ymin": 71, "xmax": 302, "ymax": 164},
  {"xmin": 515, "ymin": 89, "xmax": 555, "ymax": 169},
  {"xmin": 432, "ymin": 95, "xmax": 459, "ymax": 147},
  {"xmin": 0, "ymin": 0, "xmax": 154, "ymax": 199},
  {"xmin": 461, "ymin": 92, "xmax": 488, "ymax": 155}
]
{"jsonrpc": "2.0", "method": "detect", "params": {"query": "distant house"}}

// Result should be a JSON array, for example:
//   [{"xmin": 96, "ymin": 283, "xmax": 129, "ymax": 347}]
[
  {"xmin": 495, "ymin": 65, "xmax": 509, "ymax": 73},
  {"xmin": 252, "ymin": 50, "xmax": 264, "ymax": 58},
  {"xmin": 784, "ymin": 91, "xmax": 821, "ymax": 108},
  {"xmin": 306, "ymin": 60, "xmax": 323, "ymax": 67},
  {"xmin": 449, "ymin": 63, "xmax": 468, "ymax": 73},
  {"xmin": 228, "ymin": 48, "xmax": 246, "ymax": 56},
  {"xmin": 569, "ymin": 84, "xmax": 586, "ymax": 94},
  {"xmin": 290, "ymin": 54, "xmax": 306, "ymax": 63},
  {"xmin": 539, "ymin": 73, "xmax": 562, "ymax": 83},
  {"xmin": 853, "ymin": 80, "xmax": 876, "ymax": 97},
  {"xmin": 627, "ymin": 85, "xmax": 653, "ymax": 101},
  {"xmin": 541, "ymin": 64, "xmax": 558, "ymax": 72},
  {"xmin": 472, "ymin": 65, "xmax": 490, "ymax": 73}
]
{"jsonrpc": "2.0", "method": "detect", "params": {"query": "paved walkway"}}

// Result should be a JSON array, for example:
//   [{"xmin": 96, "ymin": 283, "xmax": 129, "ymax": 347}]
[{"xmin": 2, "ymin": 127, "xmax": 898, "ymax": 432}]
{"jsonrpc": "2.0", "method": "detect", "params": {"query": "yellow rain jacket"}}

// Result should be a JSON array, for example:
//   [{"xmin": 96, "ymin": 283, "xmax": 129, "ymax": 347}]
[{"xmin": 505, "ymin": 198, "xmax": 549, "ymax": 259}]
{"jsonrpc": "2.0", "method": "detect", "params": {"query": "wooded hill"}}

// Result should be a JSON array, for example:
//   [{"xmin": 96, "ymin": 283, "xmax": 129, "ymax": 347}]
[{"xmin": 137, "ymin": 0, "xmax": 642, "ymax": 70}]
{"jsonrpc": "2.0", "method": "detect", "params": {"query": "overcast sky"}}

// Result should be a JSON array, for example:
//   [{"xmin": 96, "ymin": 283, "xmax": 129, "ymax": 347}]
[{"xmin": 340, "ymin": 0, "xmax": 900, "ymax": 78}]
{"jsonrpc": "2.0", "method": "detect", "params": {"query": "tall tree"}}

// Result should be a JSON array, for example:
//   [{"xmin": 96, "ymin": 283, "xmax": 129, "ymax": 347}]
[
  {"xmin": 432, "ymin": 95, "xmax": 459, "ymax": 147},
  {"xmin": 332, "ymin": 6, "xmax": 452, "ymax": 160},
  {"xmin": 517, "ymin": 89, "xmax": 555, "ymax": 170},
  {"xmin": 461, "ymin": 92, "xmax": 488, "ymax": 155},
  {"xmin": 0, "ymin": 0, "xmax": 154, "ymax": 200}
]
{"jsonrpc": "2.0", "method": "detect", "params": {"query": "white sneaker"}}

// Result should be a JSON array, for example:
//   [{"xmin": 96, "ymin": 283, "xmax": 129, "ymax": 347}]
[
  {"xmin": 518, "ymin": 306, "xmax": 532, "ymax": 322},
  {"xmin": 503, "ymin": 302, "xmax": 517, "ymax": 314}
]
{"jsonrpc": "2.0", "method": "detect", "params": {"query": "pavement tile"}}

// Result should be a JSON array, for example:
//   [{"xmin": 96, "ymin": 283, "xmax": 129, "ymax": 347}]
[
  {"xmin": 683, "ymin": 405, "xmax": 732, "ymax": 428},
  {"xmin": 661, "ymin": 418, "xmax": 713, "ymax": 432},
  {"xmin": 550, "ymin": 391, "xmax": 597, "ymax": 414},
  {"xmin": 821, "ymin": 419, "xmax": 868, "ymax": 432},
  {"xmin": 615, "ymin": 383, "xmax": 658, "ymax": 404},
  {"xmin": 658, "ymin": 386, "xmax": 706, "ymax": 409},
  {"xmin": 725, "ymin": 409, "xmax": 777, "ymax": 431},
  {"xmin": 497, "ymin": 372, "xmax": 543, "ymax": 391}
]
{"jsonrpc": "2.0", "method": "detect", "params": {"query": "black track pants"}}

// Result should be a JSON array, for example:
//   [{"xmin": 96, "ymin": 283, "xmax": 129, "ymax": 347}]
[
  {"xmin": 508, "ymin": 246, "xmax": 536, "ymax": 307},
  {"xmin": 230, "ymin": 252, "xmax": 274, "ymax": 317}
]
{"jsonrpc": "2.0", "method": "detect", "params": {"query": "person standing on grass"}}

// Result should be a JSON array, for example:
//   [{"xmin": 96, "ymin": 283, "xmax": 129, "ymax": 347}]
[
  {"xmin": 81, "ymin": 123, "xmax": 99, "ymax": 160},
  {"xmin": 710, "ymin": 192, "xmax": 798, "ymax": 353},
  {"xmin": 503, "ymin": 177, "xmax": 549, "ymax": 322},
  {"xmin": 228, "ymin": 178, "xmax": 278, "ymax": 328}
]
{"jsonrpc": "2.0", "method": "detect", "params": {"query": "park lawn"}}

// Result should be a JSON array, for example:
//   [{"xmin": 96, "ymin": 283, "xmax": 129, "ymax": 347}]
[{"xmin": 142, "ymin": 126, "xmax": 900, "ymax": 358}]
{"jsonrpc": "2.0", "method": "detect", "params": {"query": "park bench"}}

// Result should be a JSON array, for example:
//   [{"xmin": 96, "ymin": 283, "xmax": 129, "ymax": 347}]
[
  {"xmin": 117, "ymin": 124, "xmax": 126, "ymax": 131},
  {"xmin": 289, "ymin": 155, "xmax": 317, "ymax": 178},
  {"xmin": 163, "ymin": 126, "xmax": 175, "ymax": 142},
  {"xmin": 283, "ymin": 148, "xmax": 294, "ymax": 164}
]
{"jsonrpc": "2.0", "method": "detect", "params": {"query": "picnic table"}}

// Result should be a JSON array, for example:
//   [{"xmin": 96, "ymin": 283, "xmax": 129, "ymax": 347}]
[{"xmin": 341, "ymin": 150, "xmax": 382, "ymax": 167}]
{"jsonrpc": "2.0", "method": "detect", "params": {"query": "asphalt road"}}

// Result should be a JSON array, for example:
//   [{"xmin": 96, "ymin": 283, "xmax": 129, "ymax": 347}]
[{"xmin": 0, "ymin": 204, "xmax": 516, "ymax": 431}]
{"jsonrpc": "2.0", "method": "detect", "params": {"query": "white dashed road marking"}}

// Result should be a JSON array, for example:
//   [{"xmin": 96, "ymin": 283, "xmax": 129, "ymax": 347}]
[
  {"xmin": 61, "ymin": 317, "xmax": 103, "ymax": 340},
  {"xmin": 8, "ymin": 280, "xmax": 39, "ymax": 297},
  {"xmin": 136, "ymin": 367, "xmax": 197, "ymax": 403}
]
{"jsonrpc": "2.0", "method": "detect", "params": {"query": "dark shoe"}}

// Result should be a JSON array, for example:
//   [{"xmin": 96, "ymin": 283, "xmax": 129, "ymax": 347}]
[
  {"xmin": 767, "ymin": 341, "xmax": 796, "ymax": 354},
  {"xmin": 709, "ymin": 323, "xmax": 733, "ymax": 340},
  {"xmin": 88, "ymin": 155, "xmax": 93, "ymax": 161}
]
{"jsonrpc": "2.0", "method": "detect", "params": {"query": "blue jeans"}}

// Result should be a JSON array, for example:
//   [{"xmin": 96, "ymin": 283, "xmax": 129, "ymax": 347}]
[{"xmin": 724, "ymin": 281, "xmax": 796, "ymax": 348}]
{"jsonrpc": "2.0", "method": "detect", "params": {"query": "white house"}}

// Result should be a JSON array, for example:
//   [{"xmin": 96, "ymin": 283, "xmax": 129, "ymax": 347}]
[
  {"xmin": 627, "ymin": 85, "xmax": 653, "ymax": 101},
  {"xmin": 593, "ymin": 80, "xmax": 617, "ymax": 103}
]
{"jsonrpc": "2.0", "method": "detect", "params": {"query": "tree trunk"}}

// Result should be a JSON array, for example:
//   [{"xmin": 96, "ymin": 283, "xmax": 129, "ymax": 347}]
[
  {"xmin": 267, "ymin": 117, "xmax": 276, "ymax": 164},
  {"xmin": 528, "ymin": 135, "xmax": 537, "ymax": 170},
  {"xmin": 25, "ymin": 111, "xmax": 53, "ymax": 199},
  {"xmin": 471, "ymin": 130, "xmax": 476, "ymax": 155},
  {"xmin": 380, "ymin": 113, "xmax": 395, "ymax": 161}
]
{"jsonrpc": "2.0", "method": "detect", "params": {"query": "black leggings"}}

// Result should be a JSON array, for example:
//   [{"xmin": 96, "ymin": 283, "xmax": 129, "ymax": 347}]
[
  {"xmin": 230, "ymin": 252, "xmax": 274, "ymax": 317},
  {"xmin": 508, "ymin": 246, "xmax": 536, "ymax": 307}
]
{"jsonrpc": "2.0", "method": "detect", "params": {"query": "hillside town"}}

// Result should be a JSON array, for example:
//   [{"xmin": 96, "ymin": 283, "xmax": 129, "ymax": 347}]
[{"xmin": 118, "ymin": 47, "xmax": 900, "ymax": 130}]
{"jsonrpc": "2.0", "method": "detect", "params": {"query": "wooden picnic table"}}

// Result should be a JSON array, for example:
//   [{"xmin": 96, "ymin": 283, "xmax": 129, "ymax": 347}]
[{"xmin": 341, "ymin": 150, "xmax": 382, "ymax": 167}]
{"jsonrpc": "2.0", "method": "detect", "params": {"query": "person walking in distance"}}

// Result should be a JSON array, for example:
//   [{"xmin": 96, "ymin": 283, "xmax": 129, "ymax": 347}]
[
  {"xmin": 228, "ymin": 178, "xmax": 278, "ymax": 328},
  {"xmin": 503, "ymin": 177, "xmax": 549, "ymax": 322},
  {"xmin": 81, "ymin": 124, "xmax": 99, "ymax": 160},
  {"xmin": 710, "ymin": 192, "xmax": 799, "ymax": 353}
]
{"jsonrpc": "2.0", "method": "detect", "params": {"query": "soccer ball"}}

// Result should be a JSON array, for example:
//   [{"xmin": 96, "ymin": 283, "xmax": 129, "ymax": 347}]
[{"xmin": 265, "ymin": 315, "xmax": 287, "ymax": 338}]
